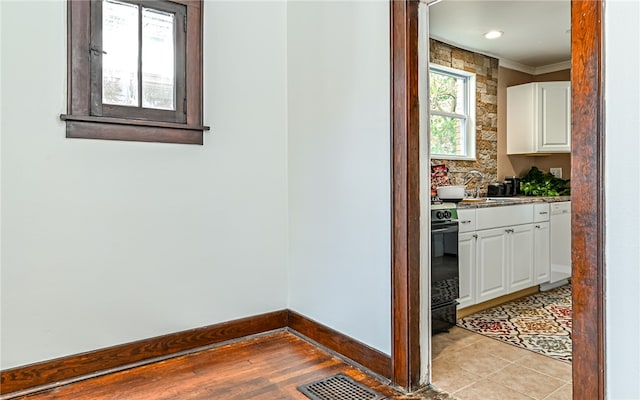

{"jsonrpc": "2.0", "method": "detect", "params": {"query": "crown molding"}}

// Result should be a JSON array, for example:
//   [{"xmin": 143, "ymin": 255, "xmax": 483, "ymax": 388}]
[
  {"xmin": 499, "ymin": 58, "xmax": 571, "ymax": 75},
  {"xmin": 534, "ymin": 60, "xmax": 572, "ymax": 74}
]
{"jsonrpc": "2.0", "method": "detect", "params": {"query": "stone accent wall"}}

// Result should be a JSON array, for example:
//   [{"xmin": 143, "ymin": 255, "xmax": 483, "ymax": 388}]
[{"xmin": 430, "ymin": 39, "xmax": 499, "ymax": 194}]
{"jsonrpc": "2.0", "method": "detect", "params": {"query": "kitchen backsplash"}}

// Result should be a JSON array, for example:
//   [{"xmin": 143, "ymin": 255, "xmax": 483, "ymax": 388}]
[{"xmin": 430, "ymin": 39, "xmax": 499, "ymax": 191}]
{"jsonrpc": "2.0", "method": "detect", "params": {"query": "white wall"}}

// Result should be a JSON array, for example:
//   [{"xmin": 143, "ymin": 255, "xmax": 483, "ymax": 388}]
[
  {"xmin": 0, "ymin": 0, "xmax": 289, "ymax": 369},
  {"xmin": 287, "ymin": 1, "xmax": 391, "ymax": 354},
  {"xmin": 604, "ymin": 1, "xmax": 640, "ymax": 398}
]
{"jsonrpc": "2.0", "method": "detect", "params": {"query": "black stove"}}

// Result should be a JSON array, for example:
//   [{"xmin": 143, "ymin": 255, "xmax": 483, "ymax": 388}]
[{"xmin": 430, "ymin": 202, "xmax": 460, "ymax": 334}]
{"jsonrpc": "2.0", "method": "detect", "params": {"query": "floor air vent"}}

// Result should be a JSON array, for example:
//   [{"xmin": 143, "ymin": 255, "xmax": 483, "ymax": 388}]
[{"xmin": 298, "ymin": 373, "xmax": 386, "ymax": 400}]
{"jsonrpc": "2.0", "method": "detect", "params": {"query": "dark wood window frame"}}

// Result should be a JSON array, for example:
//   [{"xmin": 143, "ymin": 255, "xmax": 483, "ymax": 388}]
[{"xmin": 62, "ymin": 0, "xmax": 209, "ymax": 145}]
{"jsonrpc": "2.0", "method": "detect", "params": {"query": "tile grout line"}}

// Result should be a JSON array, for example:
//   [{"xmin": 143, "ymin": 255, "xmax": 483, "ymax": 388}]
[
  {"xmin": 447, "ymin": 355, "xmax": 518, "ymax": 396},
  {"xmin": 455, "ymin": 328, "xmax": 572, "ymax": 384},
  {"xmin": 482, "ymin": 362, "xmax": 568, "ymax": 400},
  {"xmin": 453, "ymin": 378, "xmax": 538, "ymax": 400},
  {"xmin": 433, "ymin": 328, "xmax": 570, "ymax": 399},
  {"xmin": 540, "ymin": 382, "xmax": 572, "ymax": 400},
  {"xmin": 514, "ymin": 361, "xmax": 572, "ymax": 383}
]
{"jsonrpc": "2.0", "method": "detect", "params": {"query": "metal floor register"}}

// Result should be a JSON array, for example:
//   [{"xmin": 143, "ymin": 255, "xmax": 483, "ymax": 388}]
[{"xmin": 297, "ymin": 373, "xmax": 387, "ymax": 400}]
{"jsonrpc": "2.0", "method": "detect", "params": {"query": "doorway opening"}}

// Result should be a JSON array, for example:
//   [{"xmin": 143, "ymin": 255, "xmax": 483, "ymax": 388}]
[
  {"xmin": 423, "ymin": 1, "xmax": 573, "ymax": 398},
  {"xmin": 389, "ymin": 1, "xmax": 604, "ymax": 398}
]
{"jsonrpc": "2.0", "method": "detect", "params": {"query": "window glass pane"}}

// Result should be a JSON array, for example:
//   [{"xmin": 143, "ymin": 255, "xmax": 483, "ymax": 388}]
[
  {"xmin": 102, "ymin": 0, "xmax": 139, "ymax": 107},
  {"xmin": 430, "ymin": 71, "xmax": 465, "ymax": 114},
  {"xmin": 142, "ymin": 7, "xmax": 175, "ymax": 110},
  {"xmin": 430, "ymin": 115, "xmax": 466, "ymax": 156}
]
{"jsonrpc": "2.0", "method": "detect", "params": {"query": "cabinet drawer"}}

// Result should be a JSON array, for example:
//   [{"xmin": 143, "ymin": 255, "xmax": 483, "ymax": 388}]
[
  {"xmin": 457, "ymin": 209, "xmax": 476, "ymax": 233},
  {"xmin": 534, "ymin": 203, "xmax": 550, "ymax": 222},
  {"xmin": 476, "ymin": 204, "xmax": 534, "ymax": 230}
]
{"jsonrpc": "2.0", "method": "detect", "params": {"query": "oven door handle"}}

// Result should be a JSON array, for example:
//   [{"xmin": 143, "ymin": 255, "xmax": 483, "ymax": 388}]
[{"xmin": 431, "ymin": 226, "xmax": 458, "ymax": 234}]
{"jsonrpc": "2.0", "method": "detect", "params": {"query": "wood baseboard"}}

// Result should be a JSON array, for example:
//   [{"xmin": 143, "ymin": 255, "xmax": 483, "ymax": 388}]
[
  {"xmin": 1, "ymin": 309, "xmax": 392, "ymax": 397},
  {"xmin": 0, "ymin": 310, "xmax": 288, "ymax": 396},
  {"xmin": 287, "ymin": 310, "xmax": 392, "ymax": 379},
  {"xmin": 457, "ymin": 286, "xmax": 540, "ymax": 319}
]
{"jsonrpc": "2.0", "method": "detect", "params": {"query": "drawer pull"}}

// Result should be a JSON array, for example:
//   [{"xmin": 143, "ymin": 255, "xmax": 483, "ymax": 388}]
[
  {"xmin": 539, "ymin": 211, "xmax": 548, "ymax": 215},
  {"xmin": 460, "ymin": 220, "xmax": 472, "ymax": 224}
]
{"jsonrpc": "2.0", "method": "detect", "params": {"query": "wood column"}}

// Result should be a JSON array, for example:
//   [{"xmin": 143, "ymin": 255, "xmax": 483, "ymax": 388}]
[
  {"xmin": 390, "ymin": 0, "xmax": 421, "ymax": 390},
  {"xmin": 570, "ymin": 1, "xmax": 606, "ymax": 399}
]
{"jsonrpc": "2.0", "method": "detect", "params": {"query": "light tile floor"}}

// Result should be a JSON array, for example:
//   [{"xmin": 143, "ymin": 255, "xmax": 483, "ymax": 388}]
[{"xmin": 431, "ymin": 327, "xmax": 572, "ymax": 400}]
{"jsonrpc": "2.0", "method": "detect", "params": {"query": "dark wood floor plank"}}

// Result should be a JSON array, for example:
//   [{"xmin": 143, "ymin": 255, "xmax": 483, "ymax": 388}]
[
  {"xmin": 1, "ymin": 311, "xmax": 289, "ymax": 395},
  {"xmin": 14, "ymin": 332, "xmax": 403, "ymax": 400}
]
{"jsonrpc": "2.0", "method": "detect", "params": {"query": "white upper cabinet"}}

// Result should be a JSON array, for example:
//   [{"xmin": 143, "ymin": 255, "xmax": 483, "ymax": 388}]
[{"xmin": 507, "ymin": 81, "xmax": 571, "ymax": 154}]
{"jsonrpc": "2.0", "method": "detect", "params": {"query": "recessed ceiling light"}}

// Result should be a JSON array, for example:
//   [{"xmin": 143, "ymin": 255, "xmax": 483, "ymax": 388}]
[{"xmin": 484, "ymin": 30, "xmax": 503, "ymax": 39}]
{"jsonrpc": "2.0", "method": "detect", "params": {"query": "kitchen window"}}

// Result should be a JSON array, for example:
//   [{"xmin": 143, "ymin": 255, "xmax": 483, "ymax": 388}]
[
  {"xmin": 62, "ymin": 0, "xmax": 209, "ymax": 145},
  {"xmin": 429, "ymin": 64, "xmax": 476, "ymax": 160}
]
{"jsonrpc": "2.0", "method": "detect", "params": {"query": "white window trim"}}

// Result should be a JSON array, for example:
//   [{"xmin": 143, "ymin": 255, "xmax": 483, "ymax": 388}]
[{"xmin": 429, "ymin": 64, "xmax": 476, "ymax": 161}]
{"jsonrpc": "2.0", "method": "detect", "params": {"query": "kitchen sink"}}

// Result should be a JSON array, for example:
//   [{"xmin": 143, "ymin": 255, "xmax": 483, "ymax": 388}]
[
  {"xmin": 460, "ymin": 197, "xmax": 523, "ymax": 204},
  {"xmin": 486, "ymin": 197, "xmax": 520, "ymax": 201}
]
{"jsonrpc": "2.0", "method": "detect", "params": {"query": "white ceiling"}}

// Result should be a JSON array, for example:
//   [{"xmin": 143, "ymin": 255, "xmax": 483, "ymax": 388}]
[{"xmin": 428, "ymin": 0, "xmax": 571, "ymax": 74}]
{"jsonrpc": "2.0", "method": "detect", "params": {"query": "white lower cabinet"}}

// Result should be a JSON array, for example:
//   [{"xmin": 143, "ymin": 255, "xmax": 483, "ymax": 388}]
[
  {"xmin": 508, "ymin": 224, "xmax": 535, "ymax": 292},
  {"xmin": 533, "ymin": 222, "xmax": 551, "ymax": 284},
  {"xmin": 476, "ymin": 228, "xmax": 509, "ymax": 303},
  {"xmin": 457, "ymin": 204, "xmax": 550, "ymax": 309},
  {"xmin": 457, "ymin": 232, "xmax": 477, "ymax": 309}
]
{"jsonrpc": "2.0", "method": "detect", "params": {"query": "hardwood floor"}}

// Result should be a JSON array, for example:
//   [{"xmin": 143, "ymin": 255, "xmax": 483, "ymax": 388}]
[
  {"xmin": 12, "ymin": 331, "xmax": 413, "ymax": 400},
  {"xmin": 5, "ymin": 326, "xmax": 575, "ymax": 400}
]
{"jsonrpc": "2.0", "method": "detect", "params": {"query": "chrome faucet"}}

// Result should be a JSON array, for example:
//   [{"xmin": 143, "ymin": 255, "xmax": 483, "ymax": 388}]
[{"xmin": 463, "ymin": 170, "xmax": 485, "ymax": 198}]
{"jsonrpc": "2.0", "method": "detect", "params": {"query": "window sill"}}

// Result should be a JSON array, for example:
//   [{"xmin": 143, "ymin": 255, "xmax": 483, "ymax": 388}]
[{"xmin": 60, "ymin": 114, "xmax": 210, "ymax": 145}]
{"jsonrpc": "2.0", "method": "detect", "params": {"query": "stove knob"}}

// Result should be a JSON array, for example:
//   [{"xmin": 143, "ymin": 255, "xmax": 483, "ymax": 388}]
[
  {"xmin": 444, "ymin": 210, "xmax": 452, "ymax": 219},
  {"xmin": 436, "ymin": 211, "xmax": 444, "ymax": 220}
]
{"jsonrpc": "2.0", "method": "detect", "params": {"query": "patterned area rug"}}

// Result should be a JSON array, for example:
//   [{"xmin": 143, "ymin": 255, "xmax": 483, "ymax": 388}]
[{"xmin": 457, "ymin": 284, "xmax": 572, "ymax": 363}]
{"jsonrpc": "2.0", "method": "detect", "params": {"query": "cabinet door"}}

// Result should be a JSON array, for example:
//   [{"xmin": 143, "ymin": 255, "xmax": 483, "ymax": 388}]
[
  {"xmin": 458, "ymin": 232, "xmax": 476, "ymax": 309},
  {"xmin": 534, "ymin": 222, "xmax": 551, "ymax": 284},
  {"xmin": 538, "ymin": 82, "xmax": 571, "ymax": 152},
  {"xmin": 550, "ymin": 202, "xmax": 572, "ymax": 282},
  {"xmin": 507, "ymin": 83, "xmax": 536, "ymax": 154},
  {"xmin": 476, "ymin": 228, "xmax": 509, "ymax": 303},
  {"xmin": 509, "ymin": 224, "xmax": 535, "ymax": 292}
]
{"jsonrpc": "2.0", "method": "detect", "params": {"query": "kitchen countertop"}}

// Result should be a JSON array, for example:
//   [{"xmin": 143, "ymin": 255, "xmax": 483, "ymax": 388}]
[{"xmin": 456, "ymin": 195, "xmax": 571, "ymax": 209}]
